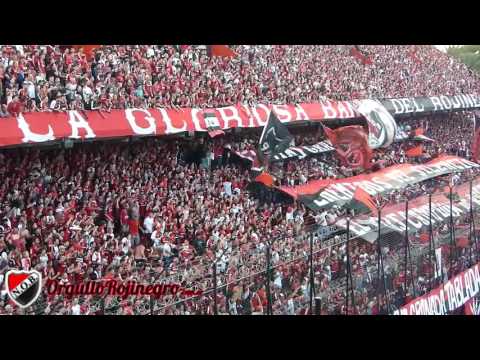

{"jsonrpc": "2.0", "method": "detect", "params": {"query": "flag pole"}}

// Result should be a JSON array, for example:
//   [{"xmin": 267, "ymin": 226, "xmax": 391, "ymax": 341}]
[
  {"xmin": 213, "ymin": 260, "xmax": 217, "ymax": 315},
  {"xmin": 345, "ymin": 218, "xmax": 349, "ymax": 315},
  {"xmin": 449, "ymin": 184, "xmax": 454, "ymax": 279},
  {"xmin": 345, "ymin": 217, "xmax": 355, "ymax": 315},
  {"xmin": 265, "ymin": 239, "xmax": 272, "ymax": 315},
  {"xmin": 428, "ymin": 193, "xmax": 434, "ymax": 291},
  {"xmin": 469, "ymin": 179, "xmax": 474, "ymax": 266},
  {"xmin": 429, "ymin": 192, "xmax": 439, "ymax": 288},
  {"xmin": 471, "ymin": 179, "xmax": 479, "ymax": 263},
  {"xmin": 404, "ymin": 199, "xmax": 409, "ymax": 295},
  {"xmin": 309, "ymin": 232, "xmax": 315, "ymax": 315},
  {"xmin": 404, "ymin": 190, "xmax": 417, "ymax": 299}
]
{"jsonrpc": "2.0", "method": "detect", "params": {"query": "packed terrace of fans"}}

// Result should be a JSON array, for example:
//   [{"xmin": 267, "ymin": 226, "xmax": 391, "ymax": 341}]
[
  {"xmin": 0, "ymin": 45, "xmax": 479, "ymax": 314},
  {"xmin": 0, "ymin": 110, "xmax": 478, "ymax": 315},
  {"xmin": 1, "ymin": 45, "xmax": 480, "ymax": 116}
]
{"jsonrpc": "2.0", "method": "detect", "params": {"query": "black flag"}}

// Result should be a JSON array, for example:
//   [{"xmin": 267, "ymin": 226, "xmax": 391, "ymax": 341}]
[{"xmin": 257, "ymin": 111, "xmax": 294, "ymax": 167}]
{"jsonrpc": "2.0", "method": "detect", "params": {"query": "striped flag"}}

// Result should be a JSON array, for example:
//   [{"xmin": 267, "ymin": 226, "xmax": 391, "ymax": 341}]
[{"xmin": 203, "ymin": 111, "xmax": 225, "ymax": 138}]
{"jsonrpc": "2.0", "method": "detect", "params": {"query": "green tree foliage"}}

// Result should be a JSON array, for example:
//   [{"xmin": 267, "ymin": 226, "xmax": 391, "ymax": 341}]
[{"xmin": 446, "ymin": 45, "xmax": 480, "ymax": 73}]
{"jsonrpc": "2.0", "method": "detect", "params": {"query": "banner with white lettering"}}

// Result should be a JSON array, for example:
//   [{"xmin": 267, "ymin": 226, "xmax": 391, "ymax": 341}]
[
  {"xmin": 0, "ymin": 102, "xmax": 356, "ymax": 148},
  {"xmin": 279, "ymin": 155, "xmax": 479, "ymax": 212},
  {"xmin": 228, "ymin": 141, "xmax": 335, "ymax": 164},
  {"xmin": 335, "ymin": 177, "xmax": 480, "ymax": 242},
  {"xmin": 381, "ymin": 94, "xmax": 480, "ymax": 116},
  {"xmin": 1, "ymin": 94, "xmax": 479, "ymax": 148},
  {"xmin": 394, "ymin": 262, "xmax": 480, "ymax": 315},
  {"xmin": 229, "ymin": 130, "xmax": 431, "ymax": 166}
]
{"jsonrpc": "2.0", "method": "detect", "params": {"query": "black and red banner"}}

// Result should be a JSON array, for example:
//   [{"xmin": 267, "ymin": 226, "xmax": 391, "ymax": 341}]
[
  {"xmin": 336, "ymin": 177, "xmax": 480, "ymax": 243},
  {"xmin": 394, "ymin": 262, "xmax": 480, "ymax": 315},
  {"xmin": 227, "ymin": 141, "xmax": 335, "ymax": 164},
  {"xmin": 0, "ymin": 94, "xmax": 479, "ymax": 149},
  {"xmin": 279, "ymin": 155, "xmax": 479, "ymax": 212}
]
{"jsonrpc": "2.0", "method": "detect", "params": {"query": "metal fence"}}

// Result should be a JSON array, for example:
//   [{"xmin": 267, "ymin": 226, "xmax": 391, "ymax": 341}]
[{"xmin": 20, "ymin": 179, "xmax": 480, "ymax": 315}]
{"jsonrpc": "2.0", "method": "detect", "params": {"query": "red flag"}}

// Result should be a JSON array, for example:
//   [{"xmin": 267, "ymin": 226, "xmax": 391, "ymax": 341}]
[
  {"xmin": 419, "ymin": 233, "xmax": 430, "ymax": 244},
  {"xmin": 456, "ymin": 237, "xmax": 469, "ymax": 248},
  {"xmin": 352, "ymin": 187, "xmax": 378, "ymax": 213},
  {"xmin": 350, "ymin": 46, "xmax": 373, "ymax": 65},
  {"xmin": 406, "ymin": 145, "xmax": 423, "ymax": 157},
  {"xmin": 208, "ymin": 130, "xmax": 225, "ymax": 138},
  {"xmin": 255, "ymin": 172, "xmax": 274, "ymax": 187},
  {"xmin": 322, "ymin": 125, "xmax": 373, "ymax": 170},
  {"xmin": 6, "ymin": 100, "xmax": 23, "ymax": 117},
  {"xmin": 409, "ymin": 47, "xmax": 422, "ymax": 64},
  {"xmin": 413, "ymin": 128, "xmax": 424, "ymax": 136},
  {"xmin": 72, "ymin": 45, "xmax": 100, "ymax": 61},
  {"xmin": 208, "ymin": 45, "xmax": 237, "ymax": 58}
]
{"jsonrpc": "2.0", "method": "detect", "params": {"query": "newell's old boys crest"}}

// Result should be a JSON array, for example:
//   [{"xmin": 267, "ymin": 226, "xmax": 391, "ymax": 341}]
[
  {"xmin": 353, "ymin": 99, "xmax": 398, "ymax": 149},
  {"xmin": 5, "ymin": 270, "xmax": 42, "ymax": 308}
]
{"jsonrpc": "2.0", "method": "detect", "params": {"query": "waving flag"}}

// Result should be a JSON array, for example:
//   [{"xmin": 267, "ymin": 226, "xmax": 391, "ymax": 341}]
[
  {"xmin": 203, "ymin": 110, "xmax": 225, "ymax": 138},
  {"xmin": 257, "ymin": 111, "xmax": 294, "ymax": 167},
  {"xmin": 207, "ymin": 45, "xmax": 237, "ymax": 58},
  {"xmin": 322, "ymin": 124, "xmax": 373, "ymax": 170},
  {"xmin": 456, "ymin": 236, "xmax": 469, "ymax": 248},
  {"xmin": 406, "ymin": 145, "xmax": 423, "ymax": 157},
  {"xmin": 409, "ymin": 47, "xmax": 422, "ymax": 64},
  {"xmin": 354, "ymin": 99, "xmax": 398, "ymax": 149},
  {"xmin": 350, "ymin": 186, "xmax": 378, "ymax": 214},
  {"xmin": 350, "ymin": 46, "xmax": 373, "ymax": 65},
  {"xmin": 254, "ymin": 172, "xmax": 275, "ymax": 187},
  {"xmin": 174, "ymin": 45, "xmax": 190, "ymax": 53},
  {"xmin": 414, "ymin": 128, "xmax": 425, "ymax": 136},
  {"xmin": 72, "ymin": 45, "xmax": 100, "ymax": 60}
]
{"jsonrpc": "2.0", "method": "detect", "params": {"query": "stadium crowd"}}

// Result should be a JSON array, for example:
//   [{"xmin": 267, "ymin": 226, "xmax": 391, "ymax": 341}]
[
  {"xmin": 0, "ymin": 109, "xmax": 478, "ymax": 315},
  {"xmin": 0, "ymin": 45, "xmax": 479, "ymax": 315},
  {"xmin": 1, "ymin": 45, "xmax": 480, "ymax": 117}
]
